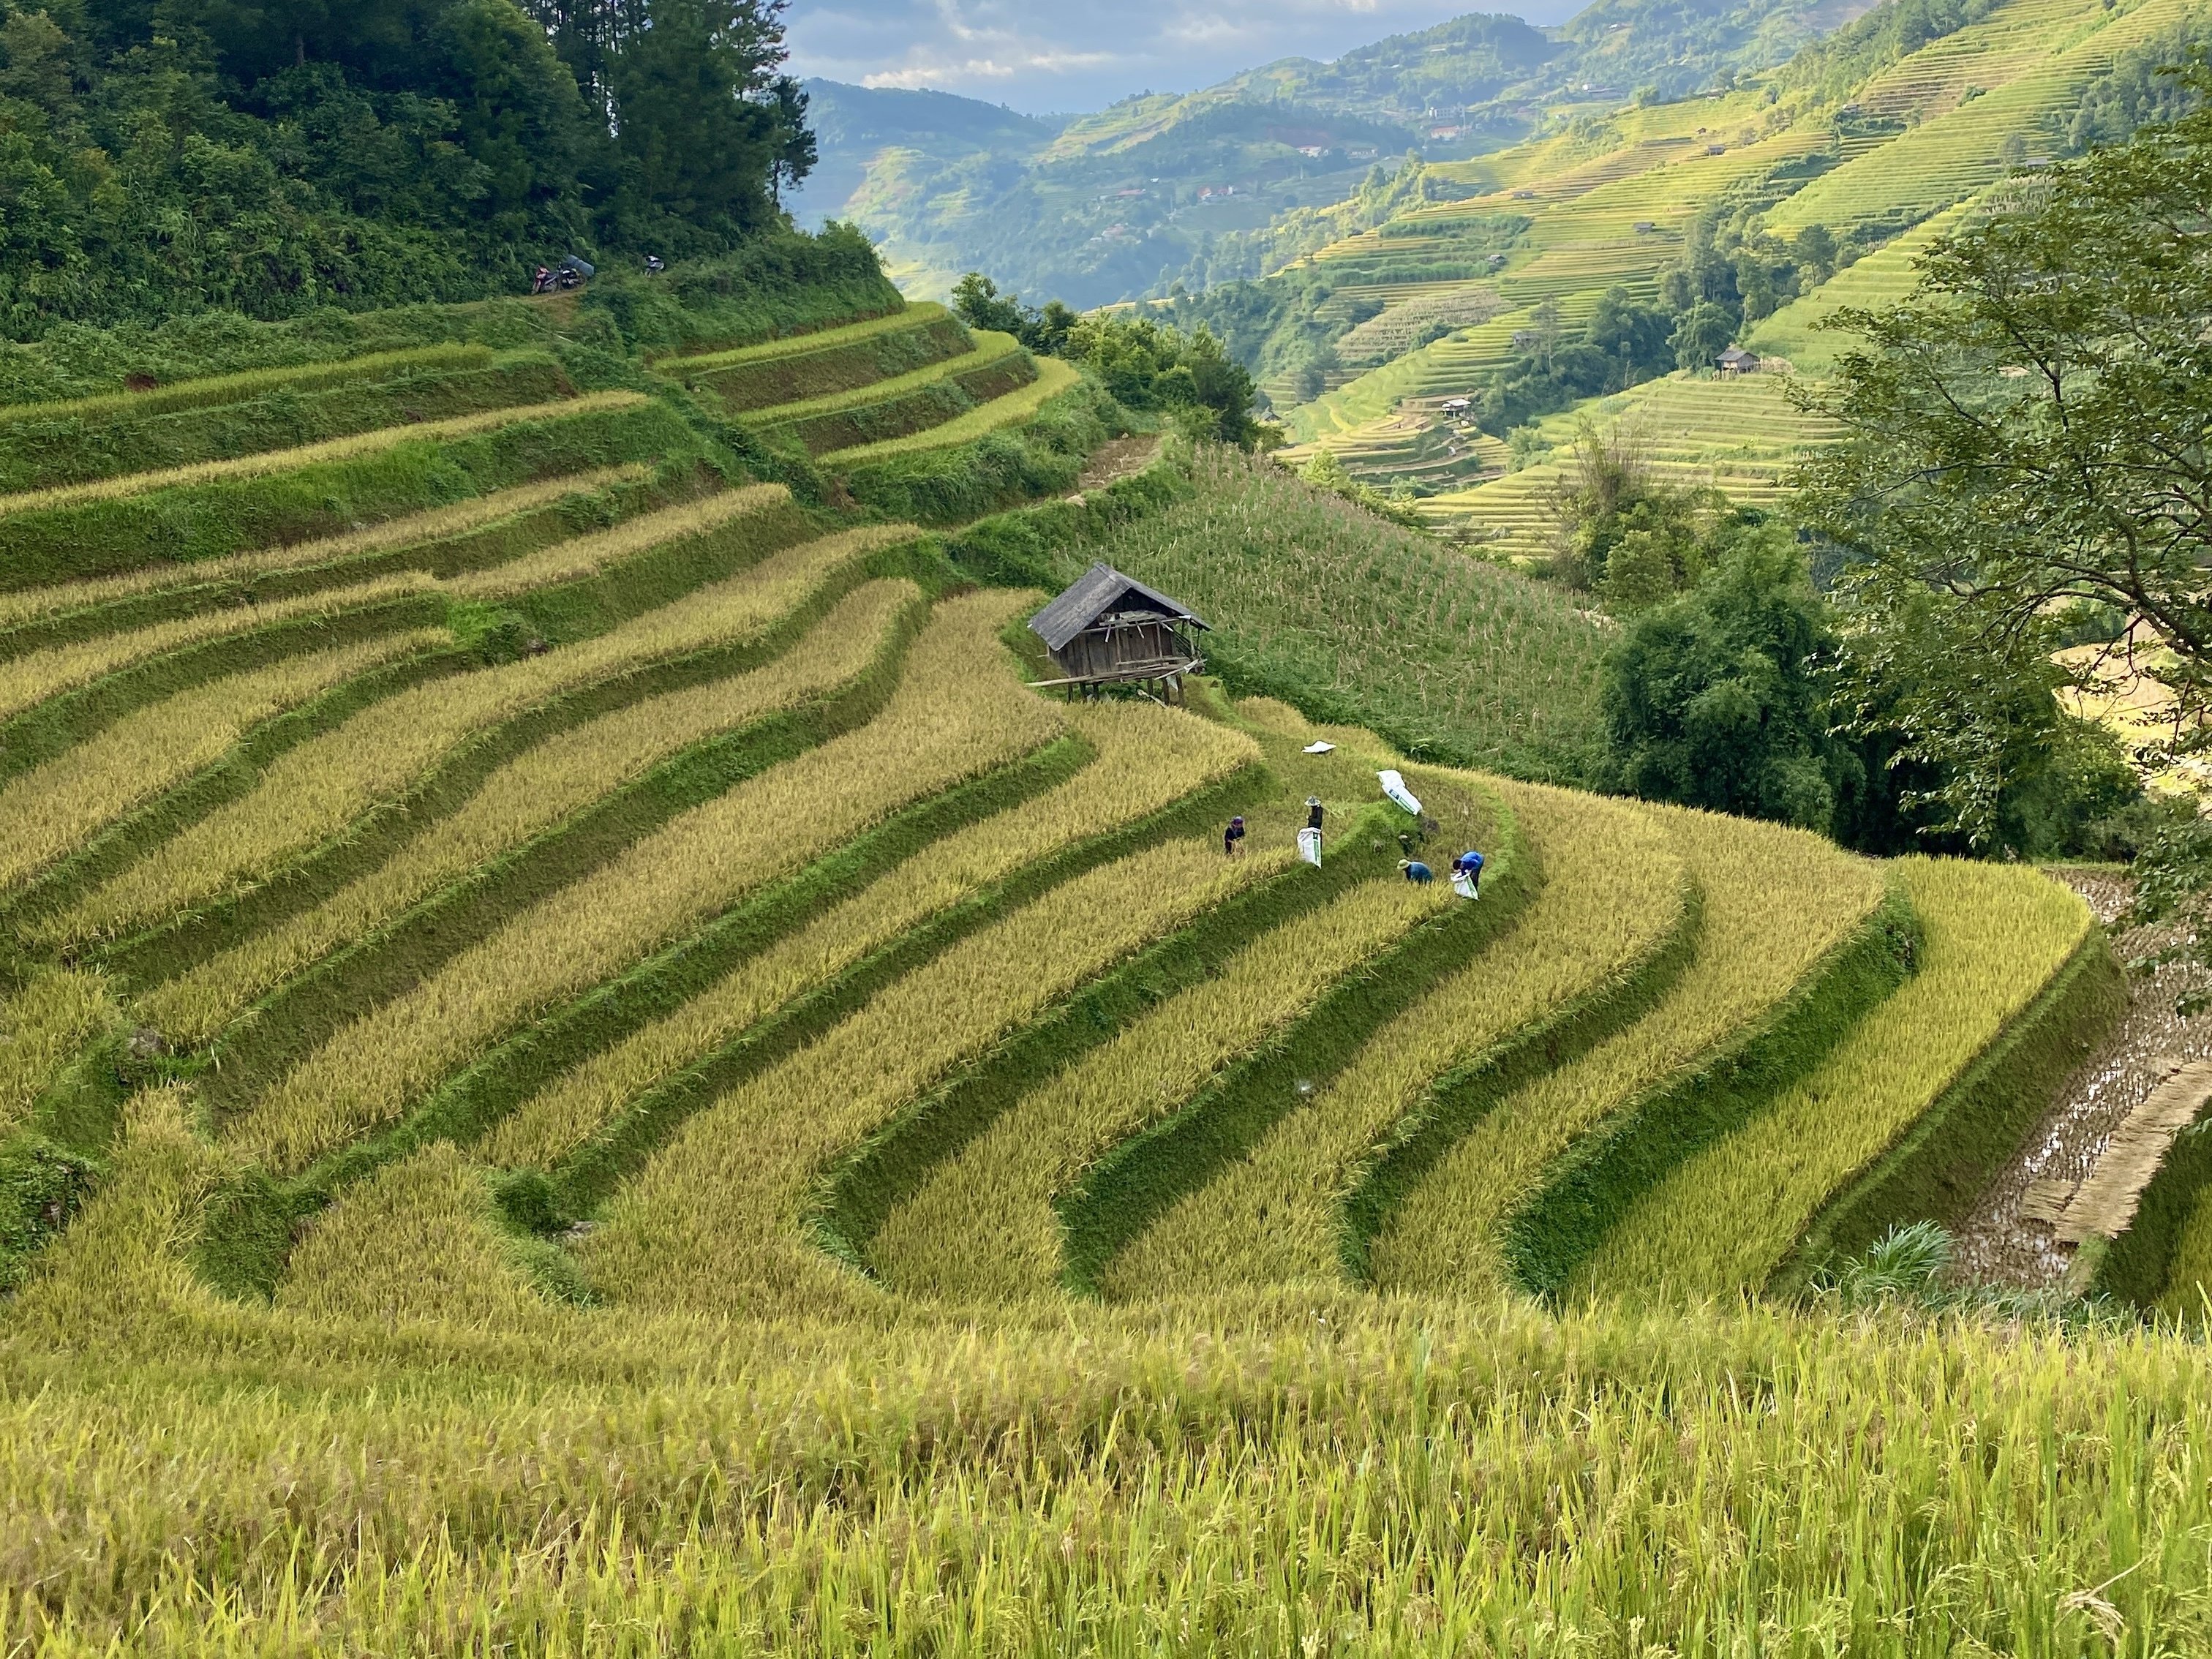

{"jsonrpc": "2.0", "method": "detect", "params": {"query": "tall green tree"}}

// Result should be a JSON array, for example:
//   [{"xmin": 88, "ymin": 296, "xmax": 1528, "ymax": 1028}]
[
  {"xmin": 1799, "ymin": 63, "xmax": 2212, "ymax": 846},
  {"xmin": 604, "ymin": 0, "xmax": 805, "ymax": 249},
  {"xmin": 1601, "ymin": 534, "xmax": 1857, "ymax": 830},
  {"xmin": 0, "ymin": 0, "xmax": 813, "ymax": 331}
]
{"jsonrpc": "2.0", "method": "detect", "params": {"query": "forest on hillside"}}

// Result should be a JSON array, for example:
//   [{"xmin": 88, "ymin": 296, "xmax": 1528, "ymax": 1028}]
[{"xmin": 0, "ymin": 0, "xmax": 815, "ymax": 334}]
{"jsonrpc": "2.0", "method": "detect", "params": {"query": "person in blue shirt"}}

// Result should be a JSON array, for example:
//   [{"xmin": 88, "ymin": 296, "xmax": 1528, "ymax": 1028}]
[
  {"xmin": 1452, "ymin": 849, "xmax": 1486, "ymax": 895},
  {"xmin": 1400, "ymin": 858, "xmax": 1434, "ymax": 884}
]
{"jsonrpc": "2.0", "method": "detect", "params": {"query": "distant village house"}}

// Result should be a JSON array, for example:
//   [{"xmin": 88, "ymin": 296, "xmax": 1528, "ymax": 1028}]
[{"xmin": 1716, "ymin": 345, "xmax": 1759, "ymax": 375}]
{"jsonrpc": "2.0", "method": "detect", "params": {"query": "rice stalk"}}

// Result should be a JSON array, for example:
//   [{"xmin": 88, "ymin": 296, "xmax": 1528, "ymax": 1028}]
[
  {"xmin": 0, "ymin": 573, "xmax": 439, "ymax": 724},
  {"xmin": 49, "ymin": 519, "xmax": 900, "ymax": 944},
  {"xmin": 223, "ymin": 591, "xmax": 1061, "ymax": 1174},
  {"xmin": 873, "ymin": 873, "xmax": 1451, "ymax": 1304},
  {"xmin": 0, "ymin": 969, "xmax": 113, "ymax": 1136},
  {"xmin": 443, "ymin": 482, "xmax": 792, "ymax": 599},
  {"xmin": 1101, "ymin": 778, "xmax": 1692, "ymax": 1296},
  {"xmin": 823, "ymin": 360, "xmax": 1083, "ymax": 464},
  {"xmin": 752, "ymin": 333, "xmax": 1023, "ymax": 426},
  {"xmin": 274, "ymin": 1143, "xmax": 555, "ymax": 1331},
  {"xmin": 1584, "ymin": 857, "xmax": 2091, "ymax": 1295},
  {"xmin": 480, "ymin": 698, "xmax": 1257, "ymax": 1170},
  {"xmin": 579, "ymin": 836, "xmax": 1285, "ymax": 1319},
  {"xmin": 0, "ymin": 631, "xmax": 446, "ymax": 895},
  {"xmin": 0, "ymin": 467, "xmax": 648, "ymax": 631},
  {"xmin": 1369, "ymin": 804, "xmax": 1892, "ymax": 1298},
  {"xmin": 138, "ymin": 581, "xmax": 922, "ymax": 1045},
  {"xmin": 0, "ymin": 345, "xmax": 492, "ymax": 431}
]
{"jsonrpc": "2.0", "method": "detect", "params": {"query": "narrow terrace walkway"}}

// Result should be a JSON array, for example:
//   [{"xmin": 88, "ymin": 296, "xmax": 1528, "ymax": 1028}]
[{"xmin": 1954, "ymin": 872, "xmax": 2212, "ymax": 1287}]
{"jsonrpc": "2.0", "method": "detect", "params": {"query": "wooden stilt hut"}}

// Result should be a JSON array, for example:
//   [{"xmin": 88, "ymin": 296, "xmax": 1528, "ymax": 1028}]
[{"xmin": 1027, "ymin": 563, "xmax": 1208, "ymax": 704}]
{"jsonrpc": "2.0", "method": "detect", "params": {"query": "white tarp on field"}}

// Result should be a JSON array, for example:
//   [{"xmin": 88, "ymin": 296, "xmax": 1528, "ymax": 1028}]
[{"xmin": 1377, "ymin": 770, "xmax": 1422, "ymax": 817}]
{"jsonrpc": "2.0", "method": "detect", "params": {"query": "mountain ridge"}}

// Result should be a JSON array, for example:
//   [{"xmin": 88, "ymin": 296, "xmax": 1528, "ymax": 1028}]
[{"xmin": 794, "ymin": 0, "xmax": 1881, "ymax": 306}]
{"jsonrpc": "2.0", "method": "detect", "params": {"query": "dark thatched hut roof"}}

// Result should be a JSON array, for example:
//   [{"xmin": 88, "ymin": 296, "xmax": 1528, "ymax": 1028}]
[{"xmin": 1028, "ymin": 563, "xmax": 1208, "ymax": 652}]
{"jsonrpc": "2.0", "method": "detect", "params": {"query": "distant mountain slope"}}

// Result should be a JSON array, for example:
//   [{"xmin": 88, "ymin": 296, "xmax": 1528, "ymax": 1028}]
[
  {"xmin": 787, "ymin": 83, "xmax": 1061, "ymax": 238},
  {"xmin": 795, "ymin": 0, "xmax": 1878, "ymax": 306},
  {"xmin": 1241, "ymin": 0, "xmax": 2208, "ymax": 551}
]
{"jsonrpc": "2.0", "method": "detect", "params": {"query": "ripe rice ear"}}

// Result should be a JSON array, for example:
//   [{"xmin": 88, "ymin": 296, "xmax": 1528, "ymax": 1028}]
[
  {"xmin": 873, "ymin": 873, "xmax": 1451, "ymax": 1305},
  {"xmin": 1581, "ymin": 857, "xmax": 2090, "ymax": 1297},
  {"xmin": 0, "ymin": 572, "xmax": 439, "ymax": 726},
  {"xmin": 4, "ymin": 1085, "xmax": 229, "ymax": 1344},
  {"xmin": 823, "ymin": 359, "xmax": 1083, "ymax": 464},
  {"xmin": 50, "ymin": 519, "xmax": 900, "ymax": 944},
  {"xmin": 444, "ymin": 484, "xmax": 791, "ymax": 599},
  {"xmin": 1100, "ymin": 779, "xmax": 1690, "ymax": 1298},
  {"xmin": 579, "ymin": 837, "xmax": 1287, "ymax": 1319},
  {"xmin": 0, "ymin": 468, "xmax": 648, "ymax": 631},
  {"xmin": 139, "ymin": 582, "xmax": 923, "ymax": 1046},
  {"xmin": 1369, "ymin": 805, "xmax": 1890, "ymax": 1299},
  {"xmin": 0, "ymin": 969, "xmax": 113, "ymax": 1136},
  {"xmin": 0, "ymin": 630, "xmax": 445, "ymax": 895},
  {"xmin": 0, "ymin": 394, "xmax": 649, "ymax": 519},
  {"xmin": 480, "ymin": 698, "xmax": 1258, "ymax": 1170},
  {"xmin": 275, "ymin": 1143, "xmax": 557, "ymax": 1332},
  {"xmin": 225, "ymin": 591, "xmax": 1063, "ymax": 1174}
]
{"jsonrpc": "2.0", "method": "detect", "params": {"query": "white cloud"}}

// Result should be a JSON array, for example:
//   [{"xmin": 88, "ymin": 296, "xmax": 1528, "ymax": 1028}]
[{"xmin": 859, "ymin": 45, "xmax": 1124, "ymax": 89}]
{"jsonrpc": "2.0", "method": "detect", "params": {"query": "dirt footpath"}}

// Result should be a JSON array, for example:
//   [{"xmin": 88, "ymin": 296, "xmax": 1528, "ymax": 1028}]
[
  {"xmin": 1952, "ymin": 870, "xmax": 2212, "ymax": 1287},
  {"xmin": 1072, "ymin": 437, "xmax": 1163, "ymax": 496}
]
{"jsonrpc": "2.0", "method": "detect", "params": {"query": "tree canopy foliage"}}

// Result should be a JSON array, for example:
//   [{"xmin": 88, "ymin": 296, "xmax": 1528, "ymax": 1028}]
[
  {"xmin": 1603, "ymin": 535, "xmax": 1856, "ymax": 832},
  {"xmin": 1801, "ymin": 64, "xmax": 2212, "ymax": 848},
  {"xmin": 952, "ymin": 273, "xmax": 1262, "ymax": 446},
  {"xmin": 0, "ymin": 0, "xmax": 813, "ymax": 334}
]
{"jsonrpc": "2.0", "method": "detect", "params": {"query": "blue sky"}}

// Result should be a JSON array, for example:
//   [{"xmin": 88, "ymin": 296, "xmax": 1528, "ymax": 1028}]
[{"xmin": 783, "ymin": 0, "xmax": 1580, "ymax": 116}]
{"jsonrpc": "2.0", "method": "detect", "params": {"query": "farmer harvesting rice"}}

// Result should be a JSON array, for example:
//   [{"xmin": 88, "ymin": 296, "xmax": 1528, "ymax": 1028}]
[
  {"xmin": 1452, "ymin": 849, "xmax": 1486, "ymax": 899},
  {"xmin": 1298, "ymin": 798, "xmax": 1325, "ymax": 868},
  {"xmin": 1400, "ymin": 858, "xmax": 1434, "ymax": 884},
  {"xmin": 1224, "ymin": 816, "xmax": 1246, "ymax": 857}
]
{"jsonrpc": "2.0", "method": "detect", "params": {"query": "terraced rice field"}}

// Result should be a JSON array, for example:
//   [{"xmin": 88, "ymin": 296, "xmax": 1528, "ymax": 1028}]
[
  {"xmin": 1747, "ymin": 199, "xmax": 1982, "ymax": 371},
  {"xmin": 1853, "ymin": 0, "xmax": 2141, "ymax": 120},
  {"xmin": 1272, "ymin": 0, "xmax": 2178, "ymax": 495},
  {"xmin": 1412, "ymin": 371, "xmax": 1840, "ymax": 550},
  {"xmin": 1767, "ymin": 0, "xmax": 2200, "ymax": 236},
  {"xmin": 0, "ymin": 290, "xmax": 2178, "ymax": 1652},
  {"xmin": 0, "ymin": 327, "xmax": 2103, "ymax": 1313},
  {"xmin": 1276, "ymin": 412, "xmax": 1505, "ymax": 494},
  {"xmin": 1333, "ymin": 284, "xmax": 1507, "ymax": 366},
  {"xmin": 1291, "ymin": 295, "xmax": 1610, "ymax": 440}
]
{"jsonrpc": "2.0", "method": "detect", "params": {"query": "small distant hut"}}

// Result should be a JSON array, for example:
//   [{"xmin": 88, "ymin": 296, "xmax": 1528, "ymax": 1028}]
[
  {"xmin": 1716, "ymin": 345, "xmax": 1759, "ymax": 376},
  {"xmin": 1028, "ymin": 563, "xmax": 1208, "ymax": 704}
]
